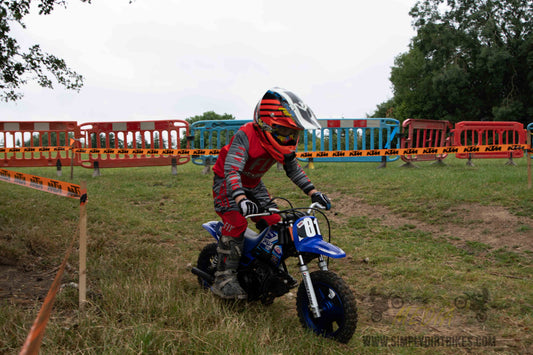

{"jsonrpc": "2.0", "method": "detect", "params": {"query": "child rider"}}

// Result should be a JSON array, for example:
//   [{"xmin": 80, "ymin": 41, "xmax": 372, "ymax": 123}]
[{"xmin": 211, "ymin": 87, "xmax": 331, "ymax": 299}]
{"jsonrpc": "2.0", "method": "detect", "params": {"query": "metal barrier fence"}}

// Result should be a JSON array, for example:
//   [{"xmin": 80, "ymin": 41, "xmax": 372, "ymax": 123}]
[
  {"xmin": 452, "ymin": 121, "xmax": 526, "ymax": 165},
  {"xmin": 300, "ymin": 118, "xmax": 401, "ymax": 164},
  {"xmin": 400, "ymin": 119, "xmax": 452, "ymax": 166},
  {"xmin": 78, "ymin": 120, "xmax": 190, "ymax": 175},
  {"xmin": 0, "ymin": 121, "xmax": 79, "ymax": 174}
]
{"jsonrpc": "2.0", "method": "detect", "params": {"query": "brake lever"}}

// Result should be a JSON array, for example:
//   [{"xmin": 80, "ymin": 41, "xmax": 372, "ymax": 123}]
[
  {"xmin": 307, "ymin": 202, "xmax": 324, "ymax": 214},
  {"xmin": 245, "ymin": 207, "xmax": 280, "ymax": 219}
]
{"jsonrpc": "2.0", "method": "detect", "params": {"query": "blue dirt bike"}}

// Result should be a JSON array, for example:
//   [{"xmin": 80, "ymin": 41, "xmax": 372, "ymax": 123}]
[{"xmin": 191, "ymin": 197, "xmax": 357, "ymax": 343}]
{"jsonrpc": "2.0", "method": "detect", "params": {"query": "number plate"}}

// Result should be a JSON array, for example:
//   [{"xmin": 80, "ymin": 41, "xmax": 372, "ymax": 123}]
[{"xmin": 295, "ymin": 216, "xmax": 323, "ymax": 242}]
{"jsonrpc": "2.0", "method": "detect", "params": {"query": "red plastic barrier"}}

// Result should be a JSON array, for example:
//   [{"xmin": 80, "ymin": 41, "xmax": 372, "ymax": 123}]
[
  {"xmin": 400, "ymin": 119, "xmax": 452, "ymax": 163},
  {"xmin": 452, "ymin": 121, "xmax": 526, "ymax": 160},
  {"xmin": 78, "ymin": 120, "xmax": 190, "ymax": 170},
  {"xmin": 0, "ymin": 121, "xmax": 79, "ymax": 168}
]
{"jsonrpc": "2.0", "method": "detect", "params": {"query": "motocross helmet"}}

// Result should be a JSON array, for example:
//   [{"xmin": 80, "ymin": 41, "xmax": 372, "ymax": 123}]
[{"xmin": 253, "ymin": 87, "xmax": 321, "ymax": 162}]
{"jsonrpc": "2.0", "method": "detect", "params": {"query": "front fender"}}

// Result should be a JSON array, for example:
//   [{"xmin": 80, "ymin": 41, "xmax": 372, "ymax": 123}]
[{"xmin": 297, "ymin": 238, "xmax": 346, "ymax": 259}]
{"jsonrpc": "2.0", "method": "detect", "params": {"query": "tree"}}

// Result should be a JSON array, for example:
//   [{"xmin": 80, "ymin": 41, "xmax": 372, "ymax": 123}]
[
  {"xmin": 0, "ymin": 0, "xmax": 91, "ymax": 101},
  {"xmin": 379, "ymin": 0, "xmax": 533, "ymax": 125},
  {"xmin": 24, "ymin": 130, "xmax": 73, "ymax": 146},
  {"xmin": 184, "ymin": 111, "xmax": 236, "ymax": 125}
]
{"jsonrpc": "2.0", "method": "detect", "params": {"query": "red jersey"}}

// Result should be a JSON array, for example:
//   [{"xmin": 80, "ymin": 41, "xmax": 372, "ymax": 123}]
[{"xmin": 213, "ymin": 122, "xmax": 314, "ymax": 200}]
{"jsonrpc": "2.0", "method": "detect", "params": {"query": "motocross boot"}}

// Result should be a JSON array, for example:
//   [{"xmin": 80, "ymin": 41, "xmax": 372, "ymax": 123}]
[{"xmin": 211, "ymin": 235, "xmax": 247, "ymax": 300}]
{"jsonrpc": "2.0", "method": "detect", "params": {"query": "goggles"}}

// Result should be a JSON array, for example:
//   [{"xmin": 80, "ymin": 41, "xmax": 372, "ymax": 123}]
[{"xmin": 271, "ymin": 124, "xmax": 299, "ymax": 146}]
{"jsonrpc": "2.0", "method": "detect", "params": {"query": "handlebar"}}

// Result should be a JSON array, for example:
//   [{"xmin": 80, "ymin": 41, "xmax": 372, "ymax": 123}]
[
  {"xmin": 245, "ymin": 202, "xmax": 326, "ymax": 219},
  {"xmin": 243, "ymin": 198, "xmax": 332, "ymax": 245}
]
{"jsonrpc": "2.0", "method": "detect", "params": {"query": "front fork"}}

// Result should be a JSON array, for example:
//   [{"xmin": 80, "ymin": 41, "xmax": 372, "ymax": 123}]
[{"xmin": 298, "ymin": 254, "xmax": 328, "ymax": 318}]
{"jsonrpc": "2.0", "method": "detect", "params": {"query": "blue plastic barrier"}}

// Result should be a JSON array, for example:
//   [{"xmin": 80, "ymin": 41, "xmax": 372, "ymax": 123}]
[
  {"xmin": 189, "ymin": 118, "xmax": 401, "ymax": 167},
  {"xmin": 189, "ymin": 120, "xmax": 251, "ymax": 166},
  {"xmin": 300, "ymin": 118, "xmax": 401, "ymax": 162}
]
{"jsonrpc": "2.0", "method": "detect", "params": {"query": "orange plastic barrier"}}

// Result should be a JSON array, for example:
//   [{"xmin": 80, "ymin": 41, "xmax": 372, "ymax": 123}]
[
  {"xmin": 452, "ymin": 121, "xmax": 526, "ymax": 163},
  {"xmin": 400, "ymin": 119, "xmax": 453, "ymax": 164},
  {"xmin": 0, "ymin": 121, "xmax": 79, "ymax": 168},
  {"xmin": 78, "ymin": 120, "xmax": 190, "ymax": 172}
]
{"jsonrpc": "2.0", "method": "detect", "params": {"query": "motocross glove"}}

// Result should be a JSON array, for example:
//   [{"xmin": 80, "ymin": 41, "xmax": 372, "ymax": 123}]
[
  {"xmin": 238, "ymin": 198, "xmax": 260, "ymax": 217},
  {"xmin": 311, "ymin": 192, "xmax": 331, "ymax": 210}
]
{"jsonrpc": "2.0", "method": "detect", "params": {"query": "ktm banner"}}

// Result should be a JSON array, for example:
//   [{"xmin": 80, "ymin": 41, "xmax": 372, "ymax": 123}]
[
  {"xmin": 0, "ymin": 169, "xmax": 81, "ymax": 199},
  {"xmin": 0, "ymin": 144, "xmax": 530, "ymax": 157}
]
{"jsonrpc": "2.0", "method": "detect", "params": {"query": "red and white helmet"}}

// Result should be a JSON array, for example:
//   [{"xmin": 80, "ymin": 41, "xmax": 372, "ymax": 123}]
[{"xmin": 253, "ymin": 87, "xmax": 320, "ymax": 162}]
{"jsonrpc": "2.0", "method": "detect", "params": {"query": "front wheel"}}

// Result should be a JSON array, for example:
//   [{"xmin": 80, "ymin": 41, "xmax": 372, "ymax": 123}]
[{"xmin": 296, "ymin": 270, "xmax": 357, "ymax": 344}]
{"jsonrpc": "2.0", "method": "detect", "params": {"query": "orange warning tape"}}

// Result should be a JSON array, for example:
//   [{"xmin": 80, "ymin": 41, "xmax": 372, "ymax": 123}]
[
  {"xmin": 4, "ymin": 171, "xmax": 87, "ymax": 355},
  {"xmin": 19, "ymin": 235, "xmax": 77, "ymax": 355},
  {"xmin": 294, "ymin": 144, "xmax": 528, "ymax": 159},
  {"xmin": 70, "ymin": 147, "xmax": 221, "ymax": 156},
  {"xmin": 0, "ymin": 147, "xmax": 70, "ymax": 153},
  {"xmin": 0, "ymin": 169, "xmax": 81, "ymax": 199},
  {"xmin": 0, "ymin": 144, "xmax": 529, "ymax": 158},
  {"xmin": 19, "ymin": 230, "xmax": 78, "ymax": 355}
]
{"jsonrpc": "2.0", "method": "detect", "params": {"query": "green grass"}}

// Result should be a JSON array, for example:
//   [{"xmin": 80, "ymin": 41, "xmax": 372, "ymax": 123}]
[{"xmin": 0, "ymin": 156, "xmax": 532, "ymax": 354}]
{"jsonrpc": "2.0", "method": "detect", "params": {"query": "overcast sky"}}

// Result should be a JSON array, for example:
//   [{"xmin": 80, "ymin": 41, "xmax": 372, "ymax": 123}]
[{"xmin": 1, "ymin": 0, "xmax": 417, "ymax": 124}]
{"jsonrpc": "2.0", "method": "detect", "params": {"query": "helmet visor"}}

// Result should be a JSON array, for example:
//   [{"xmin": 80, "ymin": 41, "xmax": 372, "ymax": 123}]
[
  {"xmin": 271, "ymin": 124, "xmax": 300, "ymax": 146},
  {"xmin": 277, "ymin": 88, "xmax": 321, "ymax": 130}
]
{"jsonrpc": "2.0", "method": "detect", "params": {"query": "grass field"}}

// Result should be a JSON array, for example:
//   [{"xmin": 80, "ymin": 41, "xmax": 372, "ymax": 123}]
[{"xmin": 0, "ymin": 156, "xmax": 532, "ymax": 354}]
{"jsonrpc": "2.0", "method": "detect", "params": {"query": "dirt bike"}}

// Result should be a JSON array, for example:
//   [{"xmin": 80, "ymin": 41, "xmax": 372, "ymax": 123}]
[{"xmin": 191, "ymin": 197, "xmax": 358, "ymax": 343}]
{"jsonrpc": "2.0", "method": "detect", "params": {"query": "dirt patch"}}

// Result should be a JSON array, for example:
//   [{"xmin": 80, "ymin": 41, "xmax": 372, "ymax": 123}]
[
  {"xmin": 329, "ymin": 192, "xmax": 533, "ymax": 252},
  {"xmin": 0, "ymin": 264, "xmax": 54, "ymax": 306},
  {"xmin": 327, "ymin": 194, "xmax": 532, "ymax": 352},
  {"xmin": 0, "ymin": 251, "xmax": 77, "ymax": 306}
]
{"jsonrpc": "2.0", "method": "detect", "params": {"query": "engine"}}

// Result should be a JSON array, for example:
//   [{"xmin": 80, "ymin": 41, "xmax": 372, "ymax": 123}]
[{"xmin": 239, "ymin": 260, "xmax": 293, "ymax": 305}]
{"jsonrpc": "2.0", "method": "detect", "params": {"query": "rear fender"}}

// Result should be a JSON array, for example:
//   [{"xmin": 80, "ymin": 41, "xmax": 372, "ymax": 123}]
[
  {"xmin": 201, "ymin": 221, "xmax": 261, "ymax": 247},
  {"xmin": 202, "ymin": 221, "xmax": 222, "ymax": 242}
]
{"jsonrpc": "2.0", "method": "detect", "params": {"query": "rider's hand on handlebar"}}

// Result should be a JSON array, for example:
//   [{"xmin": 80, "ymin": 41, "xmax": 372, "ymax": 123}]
[
  {"xmin": 311, "ymin": 191, "xmax": 331, "ymax": 210},
  {"xmin": 238, "ymin": 198, "xmax": 260, "ymax": 217}
]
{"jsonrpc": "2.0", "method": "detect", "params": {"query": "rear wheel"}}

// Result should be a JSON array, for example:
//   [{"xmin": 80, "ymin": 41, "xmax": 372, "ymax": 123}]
[
  {"xmin": 196, "ymin": 243, "xmax": 217, "ymax": 288},
  {"xmin": 296, "ymin": 270, "xmax": 357, "ymax": 344}
]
